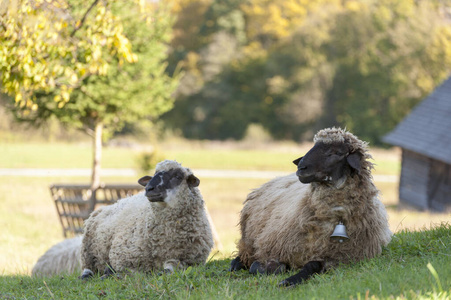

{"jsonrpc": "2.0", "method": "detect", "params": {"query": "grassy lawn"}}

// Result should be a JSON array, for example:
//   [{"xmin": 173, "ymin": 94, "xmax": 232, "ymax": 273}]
[
  {"xmin": 0, "ymin": 224, "xmax": 450, "ymax": 299},
  {"xmin": 1, "ymin": 141, "xmax": 450, "ymax": 298},
  {"xmin": 0, "ymin": 141, "xmax": 400, "ymax": 174}
]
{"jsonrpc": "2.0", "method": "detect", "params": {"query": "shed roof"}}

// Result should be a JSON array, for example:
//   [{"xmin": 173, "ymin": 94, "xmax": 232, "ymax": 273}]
[{"xmin": 383, "ymin": 75, "xmax": 451, "ymax": 165}]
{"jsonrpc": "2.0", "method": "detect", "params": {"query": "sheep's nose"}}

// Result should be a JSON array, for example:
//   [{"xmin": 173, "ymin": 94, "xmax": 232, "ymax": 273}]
[{"xmin": 298, "ymin": 163, "xmax": 307, "ymax": 171}]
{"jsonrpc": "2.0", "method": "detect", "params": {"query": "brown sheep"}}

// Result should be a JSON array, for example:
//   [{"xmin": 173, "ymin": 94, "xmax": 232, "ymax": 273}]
[{"xmin": 230, "ymin": 127, "xmax": 392, "ymax": 286}]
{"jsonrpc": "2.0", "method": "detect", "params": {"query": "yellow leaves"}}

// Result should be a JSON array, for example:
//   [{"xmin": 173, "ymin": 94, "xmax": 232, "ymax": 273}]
[
  {"xmin": 242, "ymin": 41, "xmax": 267, "ymax": 59},
  {"xmin": 53, "ymin": 86, "xmax": 72, "ymax": 108},
  {"xmin": 70, "ymin": 73, "xmax": 78, "ymax": 85},
  {"xmin": 54, "ymin": 21, "xmax": 68, "ymax": 31},
  {"xmin": 130, "ymin": 53, "xmax": 138, "ymax": 63},
  {"xmin": 345, "ymin": 1, "xmax": 362, "ymax": 12},
  {"xmin": 14, "ymin": 92, "xmax": 37, "ymax": 112},
  {"xmin": 34, "ymin": 74, "xmax": 42, "ymax": 82},
  {"xmin": 92, "ymin": 46, "xmax": 101, "ymax": 61},
  {"xmin": 2, "ymin": 0, "xmax": 143, "ymax": 111},
  {"xmin": 415, "ymin": 76, "xmax": 434, "ymax": 94},
  {"xmin": 430, "ymin": 26, "xmax": 451, "ymax": 65},
  {"xmin": 61, "ymin": 90, "xmax": 70, "ymax": 102},
  {"xmin": 22, "ymin": 63, "xmax": 31, "ymax": 76},
  {"xmin": 375, "ymin": 5, "xmax": 392, "ymax": 23},
  {"xmin": 242, "ymin": 0, "xmax": 328, "ymax": 44},
  {"xmin": 170, "ymin": 0, "xmax": 211, "ymax": 14}
]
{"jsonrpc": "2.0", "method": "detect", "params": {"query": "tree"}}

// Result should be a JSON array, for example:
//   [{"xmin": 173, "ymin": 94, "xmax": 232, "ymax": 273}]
[
  {"xmin": 241, "ymin": 0, "xmax": 332, "ymax": 50},
  {"xmin": 257, "ymin": 0, "xmax": 451, "ymax": 143},
  {"xmin": 325, "ymin": 0, "xmax": 451, "ymax": 144},
  {"xmin": 165, "ymin": 0, "xmax": 451, "ymax": 144},
  {"xmin": 1, "ymin": 1, "xmax": 178, "ymax": 192}
]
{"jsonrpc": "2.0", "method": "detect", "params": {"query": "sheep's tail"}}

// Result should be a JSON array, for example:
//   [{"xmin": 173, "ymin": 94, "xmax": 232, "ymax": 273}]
[{"xmin": 31, "ymin": 236, "xmax": 83, "ymax": 277}]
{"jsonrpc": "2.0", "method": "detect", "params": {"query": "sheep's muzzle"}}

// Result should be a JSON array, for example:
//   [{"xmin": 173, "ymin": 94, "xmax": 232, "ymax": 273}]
[{"xmin": 146, "ymin": 193, "xmax": 165, "ymax": 202}]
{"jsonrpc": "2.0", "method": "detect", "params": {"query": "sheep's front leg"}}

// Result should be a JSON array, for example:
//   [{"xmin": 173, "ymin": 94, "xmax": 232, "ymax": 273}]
[{"xmin": 278, "ymin": 261, "xmax": 323, "ymax": 287}]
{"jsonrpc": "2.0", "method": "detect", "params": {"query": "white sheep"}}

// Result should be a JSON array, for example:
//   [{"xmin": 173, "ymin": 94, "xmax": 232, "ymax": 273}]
[
  {"xmin": 31, "ymin": 236, "xmax": 82, "ymax": 277},
  {"xmin": 230, "ymin": 127, "xmax": 392, "ymax": 286},
  {"xmin": 80, "ymin": 160, "xmax": 214, "ymax": 279}
]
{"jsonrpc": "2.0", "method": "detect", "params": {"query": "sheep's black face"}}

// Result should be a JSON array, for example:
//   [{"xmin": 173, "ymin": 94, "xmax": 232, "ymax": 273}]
[
  {"xmin": 293, "ymin": 142, "xmax": 361, "ymax": 185},
  {"xmin": 138, "ymin": 169, "xmax": 200, "ymax": 202}
]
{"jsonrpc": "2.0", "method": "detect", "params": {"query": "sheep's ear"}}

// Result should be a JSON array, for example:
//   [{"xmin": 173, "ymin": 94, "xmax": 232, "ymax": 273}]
[
  {"xmin": 138, "ymin": 176, "xmax": 152, "ymax": 187},
  {"xmin": 293, "ymin": 157, "xmax": 303, "ymax": 166},
  {"xmin": 187, "ymin": 174, "xmax": 200, "ymax": 188},
  {"xmin": 347, "ymin": 152, "xmax": 361, "ymax": 174}
]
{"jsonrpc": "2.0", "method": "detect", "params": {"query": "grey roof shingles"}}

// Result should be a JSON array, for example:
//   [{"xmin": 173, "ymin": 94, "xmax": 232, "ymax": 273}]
[{"xmin": 383, "ymin": 75, "xmax": 451, "ymax": 165}]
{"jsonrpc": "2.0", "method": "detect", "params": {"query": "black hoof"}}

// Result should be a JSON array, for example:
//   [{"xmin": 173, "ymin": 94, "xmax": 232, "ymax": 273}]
[
  {"xmin": 157, "ymin": 268, "xmax": 173, "ymax": 276},
  {"xmin": 79, "ymin": 269, "xmax": 94, "ymax": 280},
  {"xmin": 249, "ymin": 261, "xmax": 266, "ymax": 275},
  {"xmin": 278, "ymin": 279, "xmax": 295, "ymax": 287},
  {"xmin": 266, "ymin": 260, "xmax": 287, "ymax": 275},
  {"xmin": 101, "ymin": 265, "xmax": 116, "ymax": 280},
  {"xmin": 229, "ymin": 256, "xmax": 246, "ymax": 272}
]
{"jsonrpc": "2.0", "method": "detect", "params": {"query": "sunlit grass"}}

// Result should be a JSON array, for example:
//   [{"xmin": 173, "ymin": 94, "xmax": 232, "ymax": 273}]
[{"xmin": 0, "ymin": 141, "xmax": 400, "ymax": 173}]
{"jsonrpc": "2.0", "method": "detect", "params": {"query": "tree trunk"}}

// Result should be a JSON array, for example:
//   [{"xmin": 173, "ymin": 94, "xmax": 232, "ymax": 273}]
[{"xmin": 89, "ymin": 121, "xmax": 103, "ymax": 211}]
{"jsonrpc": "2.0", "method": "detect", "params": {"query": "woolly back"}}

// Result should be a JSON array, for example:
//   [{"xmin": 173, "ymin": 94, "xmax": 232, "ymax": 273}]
[{"xmin": 314, "ymin": 127, "xmax": 374, "ymax": 179}]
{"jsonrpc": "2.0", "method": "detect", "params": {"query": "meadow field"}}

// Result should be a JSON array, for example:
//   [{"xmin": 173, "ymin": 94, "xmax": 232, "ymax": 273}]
[{"xmin": 1, "ymin": 139, "xmax": 451, "ymax": 278}]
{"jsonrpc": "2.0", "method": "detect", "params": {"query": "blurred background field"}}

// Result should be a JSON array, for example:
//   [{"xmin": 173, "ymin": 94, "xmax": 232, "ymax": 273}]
[{"xmin": 2, "ymin": 137, "xmax": 451, "ymax": 276}]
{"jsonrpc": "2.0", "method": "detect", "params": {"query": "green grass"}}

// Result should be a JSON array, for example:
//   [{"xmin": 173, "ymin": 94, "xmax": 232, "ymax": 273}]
[
  {"xmin": 0, "ymin": 142, "xmax": 306, "ymax": 171},
  {"xmin": 1, "ymin": 224, "xmax": 450, "ymax": 299},
  {"xmin": 0, "ymin": 141, "xmax": 400, "ymax": 174}
]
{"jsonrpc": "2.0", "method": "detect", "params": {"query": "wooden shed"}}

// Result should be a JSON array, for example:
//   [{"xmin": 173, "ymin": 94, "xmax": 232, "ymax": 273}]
[{"xmin": 383, "ymin": 75, "xmax": 451, "ymax": 212}]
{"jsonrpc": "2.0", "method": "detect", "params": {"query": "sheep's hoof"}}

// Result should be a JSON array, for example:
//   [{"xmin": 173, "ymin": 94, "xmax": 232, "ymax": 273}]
[
  {"xmin": 249, "ymin": 261, "xmax": 266, "ymax": 275},
  {"xmin": 249, "ymin": 260, "xmax": 286, "ymax": 275},
  {"xmin": 100, "ymin": 265, "xmax": 116, "ymax": 280},
  {"xmin": 229, "ymin": 256, "xmax": 246, "ymax": 272},
  {"xmin": 157, "ymin": 268, "xmax": 174, "ymax": 276},
  {"xmin": 79, "ymin": 269, "xmax": 94, "ymax": 280},
  {"xmin": 278, "ymin": 279, "xmax": 295, "ymax": 288},
  {"xmin": 266, "ymin": 260, "xmax": 287, "ymax": 275}
]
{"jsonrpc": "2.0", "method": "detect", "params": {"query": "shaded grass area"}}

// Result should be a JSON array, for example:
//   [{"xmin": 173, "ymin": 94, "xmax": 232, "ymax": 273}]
[{"xmin": 1, "ymin": 224, "xmax": 450, "ymax": 299}]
